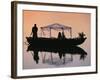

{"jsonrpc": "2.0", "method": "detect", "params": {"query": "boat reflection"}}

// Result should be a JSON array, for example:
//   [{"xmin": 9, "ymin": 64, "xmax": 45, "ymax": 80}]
[{"xmin": 27, "ymin": 45, "xmax": 87, "ymax": 65}]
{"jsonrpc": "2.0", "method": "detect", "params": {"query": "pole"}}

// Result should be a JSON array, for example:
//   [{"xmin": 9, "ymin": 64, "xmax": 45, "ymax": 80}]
[
  {"xmin": 41, "ymin": 28, "xmax": 42, "ymax": 37},
  {"xmin": 70, "ymin": 28, "xmax": 72, "ymax": 38},
  {"xmin": 51, "ymin": 52, "xmax": 53, "ymax": 64}
]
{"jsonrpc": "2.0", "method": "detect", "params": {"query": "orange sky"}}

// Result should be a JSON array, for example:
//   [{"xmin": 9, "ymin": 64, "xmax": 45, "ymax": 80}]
[{"xmin": 23, "ymin": 10, "xmax": 90, "ymax": 40}]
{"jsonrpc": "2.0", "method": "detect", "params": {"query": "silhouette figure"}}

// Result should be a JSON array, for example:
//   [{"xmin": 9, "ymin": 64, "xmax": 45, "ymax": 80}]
[
  {"xmin": 80, "ymin": 53, "xmax": 86, "ymax": 60},
  {"xmin": 58, "ymin": 52, "xmax": 63, "ymax": 59},
  {"xmin": 58, "ymin": 32, "xmax": 62, "ymax": 39},
  {"xmin": 62, "ymin": 32, "xmax": 66, "ymax": 39},
  {"xmin": 32, "ymin": 50, "xmax": 39, "ymax": 64},
  {"xmin": 31, "ymin": 24, "xmax": 38, "ymax": 38},
  {"xmin": 78, "ymin": 32, "xmax": 85, "ymax": 38},
  {"xmin": 58, "ymin": 32, "xmax": 66, "ymax": 39}
]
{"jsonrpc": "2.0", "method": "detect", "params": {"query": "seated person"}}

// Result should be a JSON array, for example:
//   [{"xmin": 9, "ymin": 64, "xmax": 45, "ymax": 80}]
[
  {"xmin": 58, "ymin": 32, "xmax": 62, "ymax": 39},
  {"xmin": 62, "ymin": 32, "xmax": 66, "ymax": 39}
]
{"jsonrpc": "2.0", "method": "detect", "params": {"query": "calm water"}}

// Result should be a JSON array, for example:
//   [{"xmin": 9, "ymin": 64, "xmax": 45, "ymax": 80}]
[{"xmin": 23, "ymin": 38, "xmax": 90, "ymax": 69}]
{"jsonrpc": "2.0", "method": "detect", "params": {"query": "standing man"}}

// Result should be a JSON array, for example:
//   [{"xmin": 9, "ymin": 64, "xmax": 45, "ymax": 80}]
[{"xmin": 31, "ymin": 24, "xmax": 38, "ymax": 38}]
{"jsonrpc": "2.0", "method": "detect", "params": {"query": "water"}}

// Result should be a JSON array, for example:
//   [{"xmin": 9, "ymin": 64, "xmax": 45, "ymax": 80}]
[{"xmin": 23, "ymin": 39, "xmax": 90, "ymax": 69}]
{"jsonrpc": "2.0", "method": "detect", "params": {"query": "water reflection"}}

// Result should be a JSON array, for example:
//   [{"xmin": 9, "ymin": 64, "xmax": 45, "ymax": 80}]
[{"xmin": 27, "ymin": 45, "xmax": 87, "ymax": 65}]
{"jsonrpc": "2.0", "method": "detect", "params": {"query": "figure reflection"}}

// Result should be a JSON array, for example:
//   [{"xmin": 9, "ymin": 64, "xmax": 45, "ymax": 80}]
[
  {"xmin": 31, "ymin": 50, "xmax": 39, "ymax": 64},
  {"xmin": 27, "ymin": 45, "xmax": 87, "ymax": 65}
]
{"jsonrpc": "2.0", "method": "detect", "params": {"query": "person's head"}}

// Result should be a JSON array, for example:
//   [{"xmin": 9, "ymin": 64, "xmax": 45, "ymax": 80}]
[
  {"xmin": 58, "ymin": 32, "xmax": 61, "ymax": 35},
  {"xmin": 34, "ymin": 24, "xmax": 36, "ymax": 27}
]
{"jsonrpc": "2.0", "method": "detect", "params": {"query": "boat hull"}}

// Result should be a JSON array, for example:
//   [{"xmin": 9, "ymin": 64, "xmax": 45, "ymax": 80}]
[{"xmin": 26, "ymin": 37, "xmax": 87, "ymax": 48}]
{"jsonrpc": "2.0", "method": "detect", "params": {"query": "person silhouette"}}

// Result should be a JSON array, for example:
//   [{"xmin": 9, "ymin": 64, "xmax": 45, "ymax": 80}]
[
  {"xmin": 58, "ymin": 52, "xmax": 63, "ymax": 59},
  {"xmin": 31, "ymin": 50, "xmax": 39, "ymax": 64},
  {"xmin": 31, "ymin": 24, "xmax": 38, "ymax": 39},
  {"xmin": 58, "ymin": 32, "xmax": 62, "ymax": 39},
  {"xmin": 78, "ymin": 32, "xmax": 85, "ymax": 38},
  {"xmin": 62, "ymin": 32, "xmax": 65, "ymax": 39}
]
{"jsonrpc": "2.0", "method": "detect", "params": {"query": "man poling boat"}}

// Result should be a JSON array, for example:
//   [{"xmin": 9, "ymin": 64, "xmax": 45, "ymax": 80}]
[{"xmin": 26, "ymin": 23, "xmax": 87, "ymax": 47}]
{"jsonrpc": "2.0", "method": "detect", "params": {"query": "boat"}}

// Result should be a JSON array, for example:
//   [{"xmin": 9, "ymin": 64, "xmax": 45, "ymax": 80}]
[
  {"xmin": 26, "ymin": 23, "xmax": 87, "ymax": 47},
  {"xmin": 26, "ymin": 36, "xmax": 86, "ymax": 48}
]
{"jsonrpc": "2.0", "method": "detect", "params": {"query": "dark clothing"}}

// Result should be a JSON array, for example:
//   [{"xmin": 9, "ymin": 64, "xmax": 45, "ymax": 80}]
[
  {"xmin": 34, "ymin": 51, "xmax": 39, "ymax": 64},
  {"xmin": 62, "ymin": 32, "xmax": 65, "ymax": 39},
  {"xmin": 32, "ymin": 24, "xmax": 38, "ymax": 38},
  {"xmin": 58, "ymin": 32, "xmax": 62, "ymax": 39},
  {"xmin": 78, "ymin": 32, "xmax": 85, "ymax": 38},
  {"xmin": 58, "ymin": 32, "xmax": 66, "ymax": 39}
]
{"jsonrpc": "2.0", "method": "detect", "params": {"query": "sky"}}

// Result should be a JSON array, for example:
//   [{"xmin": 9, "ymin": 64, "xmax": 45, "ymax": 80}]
[{"xmin": 23, "ymin": 10, "xmax": 90, "ymax": 39}]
